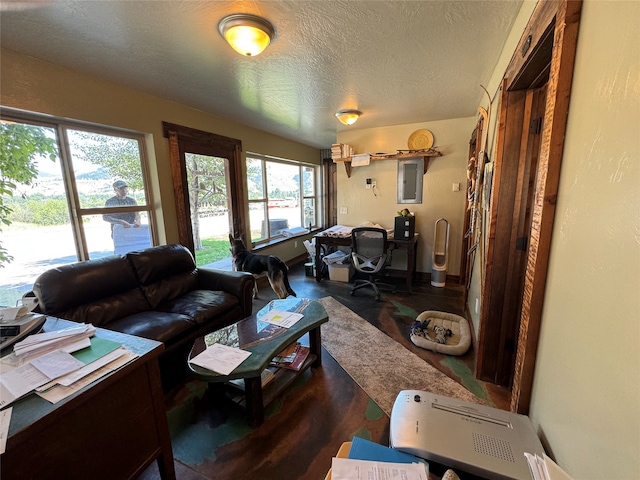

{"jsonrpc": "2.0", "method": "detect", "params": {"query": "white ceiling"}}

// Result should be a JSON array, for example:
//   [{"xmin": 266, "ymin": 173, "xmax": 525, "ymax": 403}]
[{"xmin": 0, "ymin": 0, "xmax": 523, "ymax": 149}]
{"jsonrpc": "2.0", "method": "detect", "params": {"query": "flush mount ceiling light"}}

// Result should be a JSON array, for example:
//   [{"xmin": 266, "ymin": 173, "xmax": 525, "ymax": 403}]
[
  {"xmin": 335, "ymin": 109, "xmax": 362, "ymax": 126},
  {"xmin": 218, "ymin": 13, "xmax": 275, "ymax": 57},
  {"xmin": 336, "ymin": 110, "xmax": 362, "ymax": 125}
]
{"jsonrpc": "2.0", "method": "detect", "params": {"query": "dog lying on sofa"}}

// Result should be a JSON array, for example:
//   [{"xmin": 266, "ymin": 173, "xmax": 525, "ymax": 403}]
[{"xmin": 229, "ymin": 234, "xmax": 296, "ymax": 299}]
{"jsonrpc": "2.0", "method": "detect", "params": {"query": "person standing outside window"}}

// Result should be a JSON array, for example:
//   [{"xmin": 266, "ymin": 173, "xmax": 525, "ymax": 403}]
[{"xmin": 103, "ymin": 180, "xmax": 140, "ymax": 235}]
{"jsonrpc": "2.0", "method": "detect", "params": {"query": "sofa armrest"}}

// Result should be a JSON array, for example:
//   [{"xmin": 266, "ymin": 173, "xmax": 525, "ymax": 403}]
[{"xmin": 197, "ymin": 268, "xmax": 254, "ymax": 317}]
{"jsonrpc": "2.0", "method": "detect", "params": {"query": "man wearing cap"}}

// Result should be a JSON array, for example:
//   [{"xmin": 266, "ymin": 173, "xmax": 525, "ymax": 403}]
[{"xmin": 103, "ymin": 180, "xmax": 140, "ymax": 234}]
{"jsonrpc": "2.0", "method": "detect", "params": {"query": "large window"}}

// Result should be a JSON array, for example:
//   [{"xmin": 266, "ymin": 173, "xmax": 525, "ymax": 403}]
[
  {"xmin": 246, "ymin": 153, "xmax": 319, "ymax": 244},
  {"xmin": 0, "ymin": 109, "xmax": 154, "ymax": 306}
]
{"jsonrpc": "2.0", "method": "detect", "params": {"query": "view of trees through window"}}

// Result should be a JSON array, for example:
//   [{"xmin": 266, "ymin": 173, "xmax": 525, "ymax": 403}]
[
  {"xmin": 185, "ymin": 153, "xmax": 233, "ymax": 268},
  {"xmin": 246, "ymin": 154, "xmax": 318, "ymax": 244},
  {"xmin": 0, "ymin": 113, "xmax": 152, "ymax": 306}
]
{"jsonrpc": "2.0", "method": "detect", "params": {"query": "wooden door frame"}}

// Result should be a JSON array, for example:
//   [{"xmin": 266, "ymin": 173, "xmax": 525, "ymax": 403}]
[
  {"xmin": 162, "ymin": 122, "xmax": 245, "ymax": 255},
  {"xmin": 476, "ymin": 0, "xmax": 582, "ymax": 413}
]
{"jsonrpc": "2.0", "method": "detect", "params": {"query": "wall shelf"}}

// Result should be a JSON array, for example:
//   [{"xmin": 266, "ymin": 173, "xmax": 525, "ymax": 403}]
[{"xmin": 332, "ymin": 150, "xmax": 443, "ymax": 178}]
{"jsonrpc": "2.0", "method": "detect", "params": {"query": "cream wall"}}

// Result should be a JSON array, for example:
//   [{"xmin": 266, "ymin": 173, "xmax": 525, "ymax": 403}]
[
  {"xmin": 528, "ymin": 1, "xmax": 640, "ymax": 478},
  {"xmin": 468, "ymin": 1, "xmax": 640, "ymax": 478},
  {"xmin": 0, "ymin": 48, "xmax": 320, "ymax": 259},
  {"xmin": 336, "ymin": 117, "xmax": 474, "ymax": 275}
]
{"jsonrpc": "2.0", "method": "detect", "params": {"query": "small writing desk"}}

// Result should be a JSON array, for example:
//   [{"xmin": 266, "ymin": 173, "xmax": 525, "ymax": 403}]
[{"xmin": 314, "ymin": 233, "xmax": 419, "ymax": 293}]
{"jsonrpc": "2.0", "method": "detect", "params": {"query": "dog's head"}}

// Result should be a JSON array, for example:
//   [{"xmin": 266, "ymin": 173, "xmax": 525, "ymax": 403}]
[{"xmin": 229, "ymin": 234, "xmax": 247, "ymax": 258}]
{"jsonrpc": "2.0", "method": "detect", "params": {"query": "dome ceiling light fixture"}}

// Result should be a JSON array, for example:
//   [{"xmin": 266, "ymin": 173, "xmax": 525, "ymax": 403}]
[
  {"xmin": 335, "ymin": 109, "xmax": 362, "ymax": 126},
  {"xmin": 218, "ymin": 13, "xmax": 275, "ymax": 57}
]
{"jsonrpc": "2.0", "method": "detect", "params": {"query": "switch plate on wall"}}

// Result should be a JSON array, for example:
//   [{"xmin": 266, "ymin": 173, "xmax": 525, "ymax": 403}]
[
  {"xmin": 453, "ymin": 182, "xmax": 461, "ymax": 192},
  {"xmin": 340, "ymin": 206, "xmax": 348, "ymax": 214}
]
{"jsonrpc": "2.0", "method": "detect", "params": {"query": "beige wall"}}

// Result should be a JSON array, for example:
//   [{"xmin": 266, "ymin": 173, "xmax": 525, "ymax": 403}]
[
  {"xmin": 529, "ymin": 1, "xmax": 640, "ymax": 478},
  {"xmin": 0, "ymin": 48, "xmax": 320, "ymax": 258},
  {"xmin": 470, "ymin": 1, "xmax": 640, "ymax": 478},
  {"xmin": 336, "ymin": 117, "xmax": 474, "ymax": 275}
]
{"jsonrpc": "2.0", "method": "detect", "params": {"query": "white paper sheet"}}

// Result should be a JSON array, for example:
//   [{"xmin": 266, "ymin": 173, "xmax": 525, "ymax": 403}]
[
  {"xmin": 331, "ymin": 458, "xmax": 428, "ymax": 480},
  {"xmin": 259, "ymin": 309, "xmax": 304, "ymax": 329},
  {"xmin": 37, "ymin": 349, "xmax": 138, "ymax": 404},
  {"xmin": 30, "ymin": 350, "xmax": 85, "ymax": 380},
  {"xmin": 189, "ymin": 343, "xmax": 252, "ymax": 375},
  {"xmin": 36, "ymin": 347, "xmax": 128, "ymax": 389},
  {"xmin": 0, "ymin": 407, "xmax": 11, "ymax": 454},
  {"xmin": 351, "ymin": 154, "xmax": 371, "ymax": 166},
  {"xmin": 0, "ymin": 362, "xmax": 50, "ymax": 407}
]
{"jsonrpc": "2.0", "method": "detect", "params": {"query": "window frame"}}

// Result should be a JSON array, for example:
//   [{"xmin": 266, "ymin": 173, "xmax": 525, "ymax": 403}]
[
  {"xmin": 0, "ymin": 107, "xmax": 156, "ymax": 262},
  {"xmin": 246, "ymin": 152, "xmax": 321, "ymax": 246}
]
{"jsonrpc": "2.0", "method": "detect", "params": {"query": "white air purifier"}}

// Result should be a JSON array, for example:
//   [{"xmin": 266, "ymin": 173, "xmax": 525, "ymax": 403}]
[{"xmin": 431, "ymin": 218, "xmax": 449, "ymax": 287}]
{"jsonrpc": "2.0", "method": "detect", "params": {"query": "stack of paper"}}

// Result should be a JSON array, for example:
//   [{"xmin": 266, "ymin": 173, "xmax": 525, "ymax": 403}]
[
  {"xmin": 0, "ymin": 324, "xmax": 140, "ymax": 454},
  {"xmin": 13, "ymin": 324, "xmax": 96, "ymax": 360},
  {"xmin": 0, "ymin": 325, "xmax": 136, "ymax": 408},
  {"xmin": 525, "ymin": 452, "xmax": 574, "ymax": 480}
]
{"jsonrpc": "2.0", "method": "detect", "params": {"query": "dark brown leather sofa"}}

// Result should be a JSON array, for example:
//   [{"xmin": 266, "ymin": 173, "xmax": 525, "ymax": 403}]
[{"xmin": 32, "ymin": 244, "xmax": 254, "ymax": 387}]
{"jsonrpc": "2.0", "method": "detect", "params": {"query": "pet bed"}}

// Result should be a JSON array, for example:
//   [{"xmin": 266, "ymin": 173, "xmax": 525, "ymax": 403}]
[{"xmin": 410, "ymin": 310, "xmax": 471, "ymax": 356}]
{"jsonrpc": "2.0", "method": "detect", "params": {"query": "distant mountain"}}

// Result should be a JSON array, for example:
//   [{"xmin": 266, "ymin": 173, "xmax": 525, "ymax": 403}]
[{"xmin": 77, "ymin": 167, "xmax": 109, "ymax": 180}]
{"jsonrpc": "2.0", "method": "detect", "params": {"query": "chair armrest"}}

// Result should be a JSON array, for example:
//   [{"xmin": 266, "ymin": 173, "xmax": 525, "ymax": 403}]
[{"xmin": 197, "ymin": 268, "xmax": 255, "ymax": 317}]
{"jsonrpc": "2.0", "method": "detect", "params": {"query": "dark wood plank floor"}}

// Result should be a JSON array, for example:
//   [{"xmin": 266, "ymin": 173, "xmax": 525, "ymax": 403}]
[{"xmin": 141, "ymin": 263, "xmax": 510, "ymax": 480}]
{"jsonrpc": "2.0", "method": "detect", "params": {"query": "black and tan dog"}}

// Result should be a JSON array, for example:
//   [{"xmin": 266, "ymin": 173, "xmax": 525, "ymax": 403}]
[{"xmin": 229, "ymin": 234, "xmax": 296, "ymax": 299}]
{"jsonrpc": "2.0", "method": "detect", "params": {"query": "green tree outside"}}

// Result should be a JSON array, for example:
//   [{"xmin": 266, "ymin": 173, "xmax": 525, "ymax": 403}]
[{"xmin": 0, "ymin": 122, "xmax": 58, "ymax": 266}]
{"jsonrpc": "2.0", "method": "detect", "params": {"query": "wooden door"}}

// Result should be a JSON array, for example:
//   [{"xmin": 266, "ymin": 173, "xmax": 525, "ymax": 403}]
[
  {"xmin": 474, "ymin": 0, "xmax": 582, "ymax": 413},
  {"xmin": 163, "ymin": 123, "xmax": 245, "ymax": 257}
]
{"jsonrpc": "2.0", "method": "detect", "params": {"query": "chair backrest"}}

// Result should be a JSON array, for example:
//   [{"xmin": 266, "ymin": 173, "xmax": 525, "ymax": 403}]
[{"xmin": 351, "ymin": 227, "xmax": 388, "ymax": 260}]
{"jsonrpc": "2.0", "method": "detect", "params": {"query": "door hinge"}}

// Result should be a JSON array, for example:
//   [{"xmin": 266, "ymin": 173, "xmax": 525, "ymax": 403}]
[
  {"xmin": 516, "ymin": 237, "xmax": 528, "ymax": 251},
  {"xmin": 529, "ymin": 117, "xmax": 542, "ymax": 135}
]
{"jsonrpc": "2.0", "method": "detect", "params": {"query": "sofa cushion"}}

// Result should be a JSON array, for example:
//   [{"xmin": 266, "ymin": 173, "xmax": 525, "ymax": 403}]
[
  {"xmin": 127, "ymin": 244, "xmax": 199, "ymax": 308},
  {"xmin": 33, "ymin": 254, "xmax": 147, "ymax": 318},
  {"xmin": 53, "ymin": 290, "xmax": 151, "ymax": 328},
  {"xmin": 107, "ymin": 311, "xmax": 195, "ymax": 344},
  {"xmin": 156, "ymin": 290, "xmax": 239, "ymax": 324}
]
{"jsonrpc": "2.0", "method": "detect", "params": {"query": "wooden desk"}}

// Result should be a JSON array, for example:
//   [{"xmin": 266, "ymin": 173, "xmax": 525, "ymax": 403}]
[
  {"xmin": 1, "ymin": 318, "xmax": 175, "ymax": 480},
  {"xmin": 314, "ymin": 233, "xmax": 419, "ymax": 293}
]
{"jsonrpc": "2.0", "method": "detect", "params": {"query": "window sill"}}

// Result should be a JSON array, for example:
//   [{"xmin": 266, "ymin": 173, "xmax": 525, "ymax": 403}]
[{"xmin": 252, "ymin": 228, "xmax": 322, "ymax": 252}]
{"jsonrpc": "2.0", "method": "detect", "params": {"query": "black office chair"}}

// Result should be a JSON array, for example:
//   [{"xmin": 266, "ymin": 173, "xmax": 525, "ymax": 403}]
[{"xmin": 350, "ymin": 227, "xmax": 395, "ymax": 301}]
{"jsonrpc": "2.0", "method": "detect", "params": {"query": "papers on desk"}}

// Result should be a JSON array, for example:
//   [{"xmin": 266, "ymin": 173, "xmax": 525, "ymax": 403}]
[
  {"xmin": 13, "ymin": 323, "xmax": 96, "ymax": 360},
  {"xmin": 189, "ymin": 343, "xmax": 252, "ymax": 375},
  {"xmin": 331, "ymin": 458, "xmax": 428, "ymax": 480},
  {"xmin": 0, "ymin": 324, "xmax": 135, "ymax": 407},
  {"xmin": 319, "ymin": 225, "xmax": 354, "ymax": 238}
]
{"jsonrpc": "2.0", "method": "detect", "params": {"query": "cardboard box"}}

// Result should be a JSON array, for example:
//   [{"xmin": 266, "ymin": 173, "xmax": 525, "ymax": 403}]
[
  {"xmin": 328, "ymin": 263, "xmax": 354, "ymax": 282},
  {"xmin": 394, "ymin": 215, "xmax": 415, "ymax": 239}
]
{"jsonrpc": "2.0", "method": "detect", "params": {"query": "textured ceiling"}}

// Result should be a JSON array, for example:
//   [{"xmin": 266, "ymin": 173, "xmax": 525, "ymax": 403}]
[{"xmin": 0, "ymin": 0, "xmax": 523, "ymax": 148}]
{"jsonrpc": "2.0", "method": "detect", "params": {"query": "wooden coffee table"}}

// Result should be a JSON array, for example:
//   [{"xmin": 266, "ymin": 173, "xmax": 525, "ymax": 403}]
[{"xmin": 187, "ymin": 298, "xmax": 328, "ymax": 427}]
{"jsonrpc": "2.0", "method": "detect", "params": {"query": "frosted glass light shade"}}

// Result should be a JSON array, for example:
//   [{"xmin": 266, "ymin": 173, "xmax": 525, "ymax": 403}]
[
  {"xmin": 218, "ymin": 14, "xmax": 275, "ymax": 57},
  {"xmin": 335, "ymin": 109, "xmax": 362, "ymax": 125}
]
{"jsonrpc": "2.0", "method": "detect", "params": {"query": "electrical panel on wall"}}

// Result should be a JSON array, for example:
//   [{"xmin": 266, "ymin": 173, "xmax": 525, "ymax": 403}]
[{"xmin": 397, "ymin": 158, "xmax": 424, "ymax": 204}]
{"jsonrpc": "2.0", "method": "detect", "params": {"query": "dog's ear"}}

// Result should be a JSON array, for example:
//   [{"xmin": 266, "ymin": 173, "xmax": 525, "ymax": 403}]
[{"xmin": 229, "ymin": 233, "xmax": 234, "ymax": 244}]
